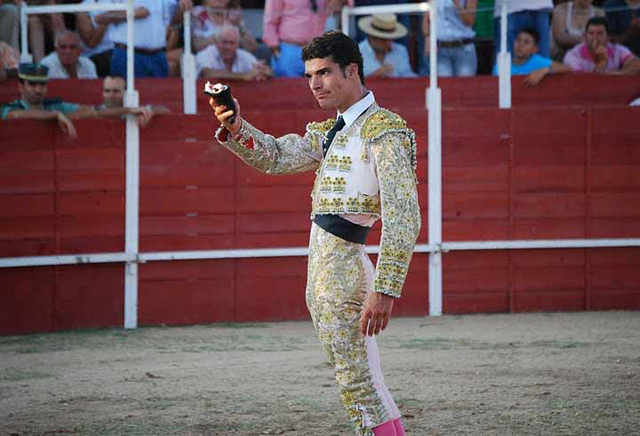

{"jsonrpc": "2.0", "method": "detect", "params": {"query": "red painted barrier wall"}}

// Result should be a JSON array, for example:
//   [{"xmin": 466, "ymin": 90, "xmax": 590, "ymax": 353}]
[{"xmin": 1, "ymin": 76, "xmax": 639, "ymax": 334}]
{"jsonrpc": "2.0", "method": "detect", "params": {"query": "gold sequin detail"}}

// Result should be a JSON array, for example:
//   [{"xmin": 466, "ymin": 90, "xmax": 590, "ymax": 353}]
[
  {"xmin": 361, "ymin": 110, "xmax": 407, "ymax": 141},
  {"xmin": 332, "ymin": 176, "xmax": 347, "ymax": 193},
  {"xmin": 325, "ymin": 155, "xmax": 340, "ymax": 170},
  {"xmin": 369, "ymin": 133, "xmax": 421, "ymax": 298},
  {"xmin": 307, "ymin": 118, "xmax": 337, "ymax": 134},
  {"xmin": 338, "ymin": 156, "xmax": 353, "ymax": 172},
  {"xmin": 334, "ymin": 134, "xmax": 349, "ymax": 149}
]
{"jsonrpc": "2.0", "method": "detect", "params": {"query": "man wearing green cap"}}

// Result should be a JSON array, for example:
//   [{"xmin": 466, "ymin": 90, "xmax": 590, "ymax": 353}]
[
  {"xmin": 1, "ymin": 63, "xmax": 160, "ymax": 137},
  {"xmin": 1, "ymin": 63, "xmax": 85, "ymax": 137}
]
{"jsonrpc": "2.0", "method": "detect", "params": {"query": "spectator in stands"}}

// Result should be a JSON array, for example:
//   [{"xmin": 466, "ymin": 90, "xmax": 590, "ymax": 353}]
[
  {"xmin": 95, "ymin": 0, "xmax": 192, "ymax": 78},
  {"xmin": 166, "ymin": 12, "xmax": 188, "ymax": 77},
  {"xmin": 564, "ymin": 16, "xmax": 640, "ymax": 73},
  {"xmin": 226, "ymin": 0, "xmax": 259, "ymax": 54},
  {"xmin": 353, "ymin": 0, "xmax": 408, "ymax": 45},
  {"xmin": 604, "ymin": 0, "xmax": 640, "ymax": 56},
  {"xmin": 0, "ymin": 41, "xmax": 19, "ymax": 82},
  {"xmin": 41, "ymin": 30, "xmax": 98, "ymax": 79},
  {"xmin": 76, "ymin": 0, "xmax": 117, "ymax": 77},
  {"xmin": 191, "ymin": 0, "xmax": 257, "ymax": 52},
  {"xmin": 0, "ymin": 0, "xmax": 20, "ymax": 51},
  {"xmin": 423, "ymin": 0, "xmax": 479, "ymax": 77},
  {"xmin": 1, "ymin": 64, "xmax": 161, "ymax": 138},
  {"xmin": 473, "ymin": 0, "xmax": 496, "ymax": 75},
  {"xmin": 358, "ymin": 13, "xmax": 417, "ymax": 78},
  {"xmin": 99, "ymin": 75, "xmax": 170, "ymax": 126},
  {"xmin": 493, "ymin": 27, "xmax": 571, "ymax": 85},
  {"xmin": 263, "ymin": 0, "xmax": 350, "ymax": 77},
  {"xmin": 196, "ymin": 25, "xmax": 272, "ymax": 80},
  {"xmin": 494, "ymin": 0, "xmax": 554, "ymax": 58},
  {"xmin": 325, "ymin": 0, "xmax": 352, "ymax": 31},
  {"xmin": 25, "ymin": 0, "xmax": 67, "ymax": 63},
  {"xmin": 552, "ymin": 0, "xmax": 605, "ymax": 61},
  {"xmin": 1, "ymin": 63, "xmax": 91, "ymax": 137},
  {"xmin": 192, "ymin": 0, "xmax": 230, "ymax": 53}
]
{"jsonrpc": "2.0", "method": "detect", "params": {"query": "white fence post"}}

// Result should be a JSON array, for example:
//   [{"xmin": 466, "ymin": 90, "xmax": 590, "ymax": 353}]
[
  {"xmin": 19, "ymin": 5, "xmax": 32, "ymax": 63},
  {"xmin": 123, "ymin": 0, "xmax": 140, "ymax": 329},
  {"xmin": 427, "ymin": 0, "xmax": 443, "ymax": 317},
  {"xmin": 182, "ymin": 10, "xmax": 197, "ymax": 114},
  {"xmin": 498, "ymin": 0, "xmax": 512, "ymax": 109}
]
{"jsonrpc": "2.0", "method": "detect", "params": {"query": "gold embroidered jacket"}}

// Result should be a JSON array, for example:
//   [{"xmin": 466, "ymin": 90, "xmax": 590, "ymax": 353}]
[{"xmin": 215, "ymin": 103, "xmax": 421, "ymax": 298}]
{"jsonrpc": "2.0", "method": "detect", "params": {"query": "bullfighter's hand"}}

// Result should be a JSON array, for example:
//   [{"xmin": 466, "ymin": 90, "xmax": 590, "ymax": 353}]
[
  {"xmin": 210, "ymin": 96, "xmax": 242, "ymax": 135},
  {"xmin": 360, "ymin": 292, "xmax": 394, "ymax": 337}
]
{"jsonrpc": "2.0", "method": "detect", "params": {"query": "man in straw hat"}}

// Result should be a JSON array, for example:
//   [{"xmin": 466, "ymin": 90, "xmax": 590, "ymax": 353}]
[
  {"xmin": 358, "ymin": 13, "xmax": 417, "ymax": 78},
  {"xmin": 211, "ymin": 30, "xmax": 420, "ymax": 435}
]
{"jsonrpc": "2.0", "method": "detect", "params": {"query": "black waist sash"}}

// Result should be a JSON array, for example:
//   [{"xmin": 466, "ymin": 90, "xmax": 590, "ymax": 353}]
[{"xmin": 313, "ymin": 214, "xmax": 371, "ymax": 244}]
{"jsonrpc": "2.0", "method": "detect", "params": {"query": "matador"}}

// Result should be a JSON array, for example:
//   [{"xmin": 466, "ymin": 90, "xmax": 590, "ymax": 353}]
[{"xmin": 211, "ymin": 31, "xmax": 421, "ymax": 436}]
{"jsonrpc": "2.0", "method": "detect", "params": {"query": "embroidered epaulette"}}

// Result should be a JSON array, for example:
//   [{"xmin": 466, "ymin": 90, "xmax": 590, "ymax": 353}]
[
  {"xmin": 360, "ymin": 108, "xmax": 418, "ymax": 173},
  {"xmin": 361, "ymin": 109, "xmax": 408, "ymax": 141},
  {"xmin": 307, "ymin": 118, "xmax": 336, "ymax": 135}
]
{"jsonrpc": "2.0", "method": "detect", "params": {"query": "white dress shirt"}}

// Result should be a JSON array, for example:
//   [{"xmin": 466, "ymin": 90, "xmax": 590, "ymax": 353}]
[
  {"xmin": 110, "ymin": 0, "xmax": 178, "ymax": 50},
  {"xmin": 81, "ymin": 0, "xmax": 115, "ymax": 57},
  {"xmin": 41, "ymin": 52, "xmax": 98, "ymax": 79},
  {"xmin": 195, "ymin": 45, "xmax": 258, "ymax": 77},
  {"xmin": 359, "ymin": 39, "xmax": 417, "ymax": 78}
]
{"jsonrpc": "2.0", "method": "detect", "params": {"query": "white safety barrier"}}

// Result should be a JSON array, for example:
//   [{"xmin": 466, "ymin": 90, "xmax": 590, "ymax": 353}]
[
  {"xmin": 182, "ymin": 10, "xmax": 197, "ymax": 114},
  {"xmin": 5, "ymin": 1, "xmax": 640, "ymax": 328},
  {"xmin": 497, "ymin": 1, "xmax": 512, "ymax": 108}
]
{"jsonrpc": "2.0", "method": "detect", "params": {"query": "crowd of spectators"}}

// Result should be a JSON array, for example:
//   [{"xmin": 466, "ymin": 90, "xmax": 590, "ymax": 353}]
[
  {"xmin": 0, "ymin": 0, "xmax": 637, "ymax": 138},
  {"xmin": 0, "ymin": 0, "xmax": 639, "ymax": 84}
]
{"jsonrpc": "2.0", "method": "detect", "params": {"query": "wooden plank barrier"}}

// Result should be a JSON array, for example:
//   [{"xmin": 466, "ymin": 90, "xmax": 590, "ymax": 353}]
[{"xmin": 0, "ymin": 76, "xmax": 639, "ymax": 334}]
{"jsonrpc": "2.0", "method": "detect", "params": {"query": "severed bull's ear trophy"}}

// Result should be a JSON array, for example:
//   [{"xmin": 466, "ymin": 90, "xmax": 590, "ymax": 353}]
[{"xmin": 204, "ymin": 81, "xmax": 236, "ymax": 124}]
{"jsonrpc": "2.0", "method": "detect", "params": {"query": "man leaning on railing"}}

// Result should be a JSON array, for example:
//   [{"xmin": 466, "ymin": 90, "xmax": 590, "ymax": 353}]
[
  {"xmin": 564, "ymin": 16, "xmax": 640, "ymax": 74},
  {"xmin": 1, "ymin": 63, "xmax": 163, "ymax": 138}
]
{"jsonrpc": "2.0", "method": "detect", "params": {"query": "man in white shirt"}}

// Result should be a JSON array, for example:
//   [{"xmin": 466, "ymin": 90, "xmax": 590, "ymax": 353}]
[
  {"xmin": 95, "ymin": 0, "xmax": 192, "ymax": 78},
  {"xmin": 41, "ymin": 31, "xmax": 98, "ymax": 79},
  {"xmin": 196, "ymin": 25, "xmax": 272, "ymax": 81},
  {"xmin": 494, "ymin": 0, "xmax": 554, "ymax": 58},
  {"xmin": 357, "ymin": 13, "xmax": 417, "ymax": 78},
  {"xmin": 76, "ymin": 0, "xmax": 117, "ymax": 77}
]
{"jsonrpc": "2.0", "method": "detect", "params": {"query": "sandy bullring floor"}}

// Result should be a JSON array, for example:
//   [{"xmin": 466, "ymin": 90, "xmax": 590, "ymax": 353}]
[{"xmin": 1, "ymin": 311, "xmax": 639, "ymax": 435}]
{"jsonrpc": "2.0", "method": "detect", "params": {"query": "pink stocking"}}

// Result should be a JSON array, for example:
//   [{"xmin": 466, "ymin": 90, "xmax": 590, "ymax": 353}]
[
  {"xmin": 393, "ymin": 419, "xmax": 405, "ymax": 436},
  {"xmin": 372, "ymin": 420, "xmax": 397, "ymax": 436}
]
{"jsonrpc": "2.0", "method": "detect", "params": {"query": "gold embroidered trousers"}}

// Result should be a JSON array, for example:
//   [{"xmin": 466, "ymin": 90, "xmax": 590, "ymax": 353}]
[{"xmin": 306, "ymin": 223, "xmax": 401, "ymax": 436}]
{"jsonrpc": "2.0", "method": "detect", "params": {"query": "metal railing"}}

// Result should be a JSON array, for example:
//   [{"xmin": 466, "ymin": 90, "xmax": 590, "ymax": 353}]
[{"xmin": 18, "ymin": 0, "xmax": 142, "ymax": 328}]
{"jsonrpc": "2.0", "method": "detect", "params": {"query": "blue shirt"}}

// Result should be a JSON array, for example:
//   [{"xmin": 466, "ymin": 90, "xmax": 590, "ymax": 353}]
[
  {"xmin": 0, "ymin": 99, "xmax": 79, "ymax": 120},
  {"xmin": 359, "ymin": 39, "xmax": 417, "ymax": 78},
  {"xmin": 492, "ymin": 54, "xmax": 553, "ymax": 75}
]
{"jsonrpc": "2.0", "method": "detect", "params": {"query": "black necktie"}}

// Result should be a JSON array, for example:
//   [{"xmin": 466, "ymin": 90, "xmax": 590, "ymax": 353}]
[{"xmin": 323, "ymin": 116, "xmax": 345, "ymax": 157}]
